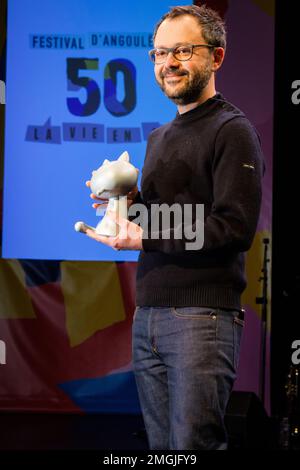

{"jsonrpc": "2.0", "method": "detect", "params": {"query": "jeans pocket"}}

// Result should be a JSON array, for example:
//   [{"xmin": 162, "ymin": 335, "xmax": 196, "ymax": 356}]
[
  {"xmin": 171, "ymin": 306, "xmax": 217, "ymax": 319},
  {"xmin": 233, "ymin": 316, "xmax": 244, "ymax": 370},
  {"xmin": 132, "ymin": 307, "xmax": 139, "ymax": 321}
]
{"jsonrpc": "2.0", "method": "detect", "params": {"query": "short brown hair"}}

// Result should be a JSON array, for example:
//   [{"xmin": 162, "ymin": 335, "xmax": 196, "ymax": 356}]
[{"xmin": 153, "ymin": 4, "xmax": 226, "ymax": 50}]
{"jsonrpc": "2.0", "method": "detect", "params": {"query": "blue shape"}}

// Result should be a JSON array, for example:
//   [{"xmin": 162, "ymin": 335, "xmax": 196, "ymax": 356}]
[
  {"xmin": 30, "ymin": 34, "xmax": 85, "ymax": 49},
  {"xmin": 20, "ymin": 259, "xmax": 61, "ymax": 286},
  {"xmin": 25, "ymin": 117, "xmax": 61, "ymax": 144},
  {"xmin": 59, "ymin": 371, "xmax": 141, "ymax": 414},
  {"xmin": 107, "ymin": 127, "xmax": 141, "ymax": 143},
  {"xmin": 63, "ymin": 123, "xmax": 104, "ymax": 142},
  {"xmin": 4, "ymin": 0, "xmax": 189, "ymax": 260}
]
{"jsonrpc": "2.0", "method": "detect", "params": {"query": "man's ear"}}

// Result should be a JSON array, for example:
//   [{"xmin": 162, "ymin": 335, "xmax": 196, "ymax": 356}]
[{"xmin": 212, "ymin": 47, "xmax": 225, "ymax": 72}]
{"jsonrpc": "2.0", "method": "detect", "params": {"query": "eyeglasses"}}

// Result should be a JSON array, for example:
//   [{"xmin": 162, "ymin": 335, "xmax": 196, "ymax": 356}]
[{"xmin": 148, "ymin": 44, "xmax": 215, "ymax": 64}]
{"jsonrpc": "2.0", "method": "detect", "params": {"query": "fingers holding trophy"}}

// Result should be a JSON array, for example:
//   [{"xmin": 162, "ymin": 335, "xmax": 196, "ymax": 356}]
[{"xmin": 75, "ymin": 151, "xmax": 138, "ymax": 237}]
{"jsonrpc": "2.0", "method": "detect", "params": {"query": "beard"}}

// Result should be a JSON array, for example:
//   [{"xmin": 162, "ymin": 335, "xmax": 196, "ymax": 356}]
[{"xmin": 157, "ymin": 62, "xmax": 212, "ymax": 105}]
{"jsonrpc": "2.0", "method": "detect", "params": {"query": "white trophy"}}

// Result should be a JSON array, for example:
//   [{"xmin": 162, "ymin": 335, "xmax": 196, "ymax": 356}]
[{"xmin": 75, "ymin": 151, "xmax": 138, "ymax": 237}]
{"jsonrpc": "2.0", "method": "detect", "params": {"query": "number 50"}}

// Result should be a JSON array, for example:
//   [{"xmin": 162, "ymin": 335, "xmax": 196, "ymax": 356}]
[{"xmin": 67, "ymin": 58, "xmax": 136, "ymax": 117}]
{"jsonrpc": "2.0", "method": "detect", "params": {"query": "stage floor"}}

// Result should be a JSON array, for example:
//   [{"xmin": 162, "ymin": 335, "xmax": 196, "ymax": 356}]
[{"xmin": 0, "ymin": 411, "xmax": 280, "ymax": 452}]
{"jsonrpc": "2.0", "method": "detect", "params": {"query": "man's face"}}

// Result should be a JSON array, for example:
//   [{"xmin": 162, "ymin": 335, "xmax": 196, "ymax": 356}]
[{"xmin": 153, "ymin": 15, "xmax": 215, "ymax": 105}]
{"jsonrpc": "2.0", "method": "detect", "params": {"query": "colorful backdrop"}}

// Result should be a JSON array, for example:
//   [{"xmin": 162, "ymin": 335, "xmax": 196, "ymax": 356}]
[{"xmin": 0, "ymin": 0, "xmax": 274, "ymax": 414}]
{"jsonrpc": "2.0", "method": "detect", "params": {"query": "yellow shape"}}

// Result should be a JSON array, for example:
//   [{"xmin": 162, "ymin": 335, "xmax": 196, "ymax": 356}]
[
  {"xmin": 61, "ymin": 261, "xmax": 126, "ymax": 347},
  {"xmin": 242, "ymin": 230, "xmax": 271, "ymax": 329},
  {"xmin": 0, "ymin": 259, "xmax": 36, "ymax": 318},
  {"xmin": 251, "ymin": 0, "xmax": 275, "ymax": 17}
]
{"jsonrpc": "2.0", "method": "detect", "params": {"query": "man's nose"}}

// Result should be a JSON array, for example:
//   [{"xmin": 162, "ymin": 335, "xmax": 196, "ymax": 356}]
[{"xmin": 164, "ymin": 51, "xmax": 180, "ymax": 68}]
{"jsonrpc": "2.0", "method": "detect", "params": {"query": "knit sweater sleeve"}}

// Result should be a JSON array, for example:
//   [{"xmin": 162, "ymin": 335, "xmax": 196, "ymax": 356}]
[
  {"xmin": 128, "ymin": 190, "xmax": 144, "ymax": 221},
  {"xmin": 142, "ymin": 117, "xmax": 263, "ymax": 253}
]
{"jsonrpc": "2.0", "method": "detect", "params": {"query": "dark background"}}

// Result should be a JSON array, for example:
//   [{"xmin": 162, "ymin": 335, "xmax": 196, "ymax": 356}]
[{"xmin": 271, "ymin": 0, "xmax": 300, "ymax": 416}]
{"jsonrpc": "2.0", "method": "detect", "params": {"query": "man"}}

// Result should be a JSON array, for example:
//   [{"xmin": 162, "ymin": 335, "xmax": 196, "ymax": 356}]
[{"xmin": 86, "ymin": 5, "xmax": 263, "ymax": 450}]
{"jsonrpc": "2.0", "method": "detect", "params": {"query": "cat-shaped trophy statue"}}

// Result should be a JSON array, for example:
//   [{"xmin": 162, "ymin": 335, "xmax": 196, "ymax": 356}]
[{"xmin": 74, "ymin": 151, "xmax": 138, "ymax": 237}]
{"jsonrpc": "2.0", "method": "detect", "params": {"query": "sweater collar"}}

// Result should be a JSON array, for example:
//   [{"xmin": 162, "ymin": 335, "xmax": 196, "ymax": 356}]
[{"xmin": 174, "ymin": 92, "xmax": 224, "ymax": 123}]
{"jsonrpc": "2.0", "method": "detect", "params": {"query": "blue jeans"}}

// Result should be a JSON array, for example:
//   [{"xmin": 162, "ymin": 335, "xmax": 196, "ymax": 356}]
[{"xmin": 132, "ymin": 306, "xmax": 244, "ymax": 450}]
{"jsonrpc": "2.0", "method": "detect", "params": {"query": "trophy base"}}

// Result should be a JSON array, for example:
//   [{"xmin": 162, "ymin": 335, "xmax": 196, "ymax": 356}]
[
  {"xmin": 75, "ymin": 195, "xmax": 128, "ymax": 237},
  {"xmin": 74, "ymin": 221, "xmax": 95, "ymax": 234}
]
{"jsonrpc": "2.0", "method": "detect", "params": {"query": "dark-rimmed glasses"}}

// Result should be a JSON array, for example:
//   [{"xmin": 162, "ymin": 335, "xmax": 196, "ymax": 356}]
[{"xmin": 148, "ymin": 44, "xmax": 215, "ymax": 64}]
